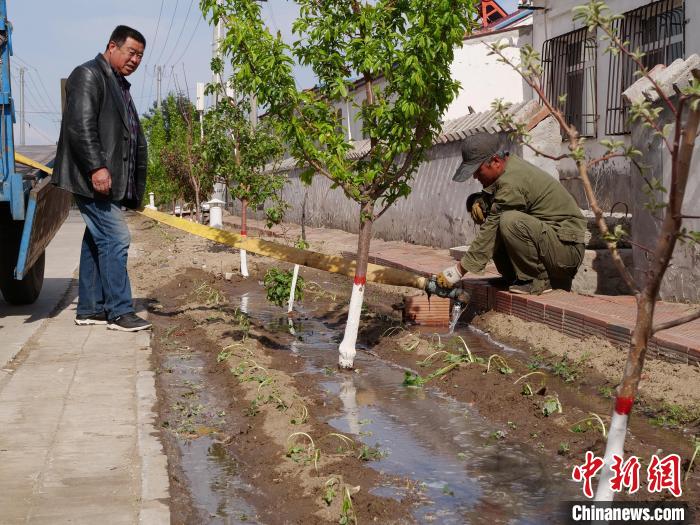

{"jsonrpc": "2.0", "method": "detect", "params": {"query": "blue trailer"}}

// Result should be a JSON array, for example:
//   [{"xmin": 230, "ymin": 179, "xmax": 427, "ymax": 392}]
[{"xmin": 0, "ymin": 2, "xmax": 71, "ymax": 304}]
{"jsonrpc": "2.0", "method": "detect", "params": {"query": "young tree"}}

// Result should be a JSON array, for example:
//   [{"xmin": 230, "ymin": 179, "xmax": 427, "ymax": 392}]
[
  {"xmin": 203, "ymin": 72, "xmax": 287, "ymax": 276},
  {"xmin": 160, "ymin": 94, "xmax": 215, "ymax": 223},
  {"xmin": 200, "ymin": 0, "xmax": 476, "ymax": 368},
  {"xmin": 141, "ymin": 103, "xmax": 182, "ymax": 209},
  {"xmin": 488, "ymin": 1, "xmax": 700, "ymax": 502}
]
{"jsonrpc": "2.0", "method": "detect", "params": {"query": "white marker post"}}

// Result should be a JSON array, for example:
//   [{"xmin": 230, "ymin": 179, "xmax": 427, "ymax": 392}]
[
  {"xmin": 147, "ymin": 192, "xmax": 156, "ymax": 210},
  {"xmin": 287, "ymin": 264, "xmax": 301, "ymax": 335},
  {"xmin": 240, "ymin": 199, "xmax": 249, "ymax": 277},
  {"xmin": 208, "ymin": 198, "xmax": 225, "ymax": 229},
  {"xmin": 287, "ymin": 264, "xmax": 300, "ymax": 314}
]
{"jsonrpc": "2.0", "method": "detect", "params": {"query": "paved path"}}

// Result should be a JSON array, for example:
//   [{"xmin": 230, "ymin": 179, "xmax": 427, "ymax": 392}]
[
  {"xmin": 0, "ymin": 212, "xmax": 170, "ymax": 524},
  {"xmin": 0, "ymin": 211, "xmax": 84, "ymax": 368},
  {"xmin": 225, "ymin": 213, "xmax": 700, "ymax": 362}
]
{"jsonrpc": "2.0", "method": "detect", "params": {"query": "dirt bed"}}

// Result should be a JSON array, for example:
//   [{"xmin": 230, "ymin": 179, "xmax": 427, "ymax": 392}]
[{"xmin": 127, "ymin": 213, "xmax": 700, "ymax": 523}]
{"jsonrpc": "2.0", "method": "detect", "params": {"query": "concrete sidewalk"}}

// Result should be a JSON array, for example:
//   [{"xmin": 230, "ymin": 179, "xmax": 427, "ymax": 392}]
[
  {"xmin": 0, "ymin": 211, "xmax": 84, "ymax": 368},
  {"xmin": 0, "ymin": 291, "xmax": 169, "ymax": 524},
  {"xmin": 224, "ymin": 213, "xmax": 700, "ymax": 363}
]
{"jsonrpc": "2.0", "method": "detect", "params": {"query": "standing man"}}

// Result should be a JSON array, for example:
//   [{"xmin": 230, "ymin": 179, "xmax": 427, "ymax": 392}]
[
  {"xmin": 52, "ymin": 25, "xmax": 151, "ymax": 331},
  {"xmin": 437, "ymin": 134, "xmax": 587, "ymax": 295}
]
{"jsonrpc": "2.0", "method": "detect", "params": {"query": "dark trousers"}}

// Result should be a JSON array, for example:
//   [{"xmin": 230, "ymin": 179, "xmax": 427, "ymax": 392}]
[
  {"xmin": 493, "ymin": 210, "xmax": 585, "ymax": 288},
  {"xmin": 75, "ymin": 196, "xmax": 134, "ymax": 320}
]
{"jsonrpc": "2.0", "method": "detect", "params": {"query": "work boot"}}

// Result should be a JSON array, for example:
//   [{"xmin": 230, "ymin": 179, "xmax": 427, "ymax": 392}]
[
  {"xmin": 107, "ymin": 313, "xmax": 152, "ymax": 332},
  {"xmin": 74, "ymin": 312, "xmax": 108, "ymax": 326},
  {"xmin": 509, "ymin": 279, "xmax": 552, "ymax": 296}
]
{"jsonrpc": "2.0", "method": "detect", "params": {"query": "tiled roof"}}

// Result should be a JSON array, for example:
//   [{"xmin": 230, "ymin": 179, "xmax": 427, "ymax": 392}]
[
  {"xmin": 622, "ymin": 54, "xmax": 700, "ymax": 105},
  {"xmin": 272, "ymin": 100, "xmax": 540, "ymax": 172}
]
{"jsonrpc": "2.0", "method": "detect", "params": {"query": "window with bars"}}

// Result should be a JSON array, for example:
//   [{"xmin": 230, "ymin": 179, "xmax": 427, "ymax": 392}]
[
  {"xmin": 542, "ymin": 27, "xmax": 598, "ymax": 138},
  {"xmin": 605, "ymin": 0, "xmax": 685, "ymax": 135}
]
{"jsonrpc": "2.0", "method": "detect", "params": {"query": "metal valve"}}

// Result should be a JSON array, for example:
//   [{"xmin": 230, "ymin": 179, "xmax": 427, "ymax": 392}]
[{"xmin": 425, "ymin": 275, "xmax": 471, "ymax": 308}]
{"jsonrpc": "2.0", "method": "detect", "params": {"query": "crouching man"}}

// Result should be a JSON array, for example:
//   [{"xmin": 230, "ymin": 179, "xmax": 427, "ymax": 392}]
[{"xmin": 437, "ymin": 135, "xmax": 587, "ymax": 295}]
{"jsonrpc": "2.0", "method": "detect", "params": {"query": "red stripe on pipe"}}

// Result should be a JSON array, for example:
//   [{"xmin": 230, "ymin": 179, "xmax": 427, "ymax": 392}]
[
  {"xmin": 354, "ymin": 275, "xmax": 367, "ymax": 285},
  {"xmin": 241, "ymin": 231, "xmax": 247, "ymax": 237},
  {"xmin": 615, "ymin": 396, "xmax": 634, "ymax": 415}
]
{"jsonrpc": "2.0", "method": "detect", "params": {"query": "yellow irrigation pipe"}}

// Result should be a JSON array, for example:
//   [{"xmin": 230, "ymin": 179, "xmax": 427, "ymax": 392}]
[
  {"xmin": 7, "ymin": 151, "xmax": 427, "ymax": 291},
  {"xmin": 138, "ymin": 207, "xmax": 428, "ymax": 290},
  {"xmin": 15, "ymin": 152, "xmax": 53, "ymax": 175}
]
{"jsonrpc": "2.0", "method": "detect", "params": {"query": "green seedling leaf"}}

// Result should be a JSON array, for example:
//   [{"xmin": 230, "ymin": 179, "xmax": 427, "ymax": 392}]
[
  {"xmin": 402, "ymin": 371, "xmax": 427, "ymax": 387},
  {"xmin": 323, "ymin": 485, "xmax": 336, "ymax": 506},
  {"xmin": 542, "ymin": 396, "xmax": 562, "ymax": 417},
  {"xmin": 442, "ymin": 484, "xmax": 455, "ymax": 496},
  {"xmin": 263, "ymin": 267, "xmax": 305, "ymax": 307}
]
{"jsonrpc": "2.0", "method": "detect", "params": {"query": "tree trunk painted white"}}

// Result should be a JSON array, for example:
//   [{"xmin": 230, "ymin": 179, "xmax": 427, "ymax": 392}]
[
  {"xmin": 338, "ymin": 278, "xmax": 365, "ymax": 368},
  {"xmin": 287, "ymin": 264, "xmax": 300, "ymax": 314},
  {"xmin": 594, "ymin": 409, "xmax": 629, "ymax": 501},
  {"xmin": 338, "ymin": 203, "xmax": 373, "ymax": 369}
]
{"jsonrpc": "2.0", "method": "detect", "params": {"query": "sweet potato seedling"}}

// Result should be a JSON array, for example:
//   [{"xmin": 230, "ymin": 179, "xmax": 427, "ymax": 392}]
[
  {"xmin": 570, "ymin": 413, "xmax": 607, "ymax": 438},
  {"xmin": 542, "ymin": 396, "xmax": 563, "ymax": 417},
  {"xmin": 486, "ymin": 354, "xmax": 514, "ymax": 375}
]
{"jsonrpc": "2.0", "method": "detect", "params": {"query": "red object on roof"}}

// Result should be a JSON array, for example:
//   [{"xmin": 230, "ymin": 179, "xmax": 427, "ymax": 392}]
[{"xmin": 479, "ymin": 0, "xmax": 508, "ymax": 27}]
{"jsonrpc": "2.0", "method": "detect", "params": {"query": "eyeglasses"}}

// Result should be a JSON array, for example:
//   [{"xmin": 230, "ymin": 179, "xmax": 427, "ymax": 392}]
[{"xmin": 115, "ymin": 44, "xmax": 144, "ymax": 60}]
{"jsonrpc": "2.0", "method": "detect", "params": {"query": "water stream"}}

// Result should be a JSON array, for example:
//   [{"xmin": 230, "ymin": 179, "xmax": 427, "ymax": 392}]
[{"xmin": 226, "ymin": 285, "xmax": 581, "ymax": 523}]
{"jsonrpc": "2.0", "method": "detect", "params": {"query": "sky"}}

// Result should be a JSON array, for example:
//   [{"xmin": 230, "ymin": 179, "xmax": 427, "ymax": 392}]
[{"xmin": 9, "ymin": 0, "xmax": 520, "ymax": 145}]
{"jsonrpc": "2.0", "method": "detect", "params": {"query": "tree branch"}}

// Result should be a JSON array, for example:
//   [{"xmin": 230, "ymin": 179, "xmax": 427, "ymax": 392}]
[
  {"xmin": 374, "ymin": 200, "xmax": 394, "ymax": 221},
  {"xmin": 599, "ymin": 24, "xmax": 678, "ymax": 120},
  {"xmin": 522, "ymin": 141, "xmax": 569, "ymax": 162},
  {"xmin": 487, "ymin": 43, "xmax": 640, "ymax": 295},
  {"xmin": 652, "ymin": 309, "xmax": 700, "ymax": 334},
  {"xmin": 587, "ymin": 152, "xmax": 628, "ymax": 169}
]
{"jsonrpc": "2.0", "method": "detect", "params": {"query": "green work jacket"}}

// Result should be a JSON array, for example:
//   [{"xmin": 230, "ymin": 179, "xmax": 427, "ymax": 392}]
[{"xmin": 460, "ymin": 155, "xmax": 586, "ymax": 274}]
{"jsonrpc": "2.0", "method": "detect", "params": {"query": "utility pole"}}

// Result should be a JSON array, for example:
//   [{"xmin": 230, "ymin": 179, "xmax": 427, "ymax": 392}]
[
  {"xmin": 18, "ymin": 66, "xmax": 25, "ymax": 145},
  {"xmin": 196, "ymin": 82, "xmax": 205, "ymax": 141},
  {"xmin": 250, "ymin": 93, "xmax": 257, "ymax": 128},
  {"xmin": 156, "ymin": 65, "xmax": 163, "ymax": 110},
  {"xmin": 212, "ymin": 1, "xmax": 223, "ymax": 106}
]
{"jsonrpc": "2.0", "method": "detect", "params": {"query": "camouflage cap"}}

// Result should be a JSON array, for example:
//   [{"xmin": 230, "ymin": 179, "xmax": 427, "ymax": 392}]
[{"xmin": 452, "ymin": 133, "xmax": 508, "ymax": 182}]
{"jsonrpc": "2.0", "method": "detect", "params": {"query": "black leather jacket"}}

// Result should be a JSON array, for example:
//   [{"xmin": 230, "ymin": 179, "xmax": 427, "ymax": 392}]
[{"xmin": 52, "ymin": 54, "xmax": 147, "ymax": 208}]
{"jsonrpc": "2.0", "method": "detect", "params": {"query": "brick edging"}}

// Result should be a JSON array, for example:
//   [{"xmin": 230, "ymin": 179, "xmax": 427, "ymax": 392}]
[{"xmin": 461, "ymin": 280, "xmax": 700, "ymax": 365}]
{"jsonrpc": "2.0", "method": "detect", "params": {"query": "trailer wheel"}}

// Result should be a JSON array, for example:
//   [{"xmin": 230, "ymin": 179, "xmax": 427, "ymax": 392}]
[
  {"xmin": 0, "ymin": 203, "xmax": 45, "ymax": 305},
  {"xmin": 0, "ymin": 251, "xmax": 45, "ymax": 305}
]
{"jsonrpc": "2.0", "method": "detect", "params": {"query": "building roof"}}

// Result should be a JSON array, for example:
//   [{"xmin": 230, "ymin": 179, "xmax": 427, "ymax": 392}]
[
  {"xmin": 622, "ymin": 54, "xmax": 700, "ymax": 105},
  {"xmin": 471, "ymin": 8, "xmax": 532, "ymax": 36},
  {"xmin": 272, "ymin": 100, "xmax": 541, "ymax": 172}
]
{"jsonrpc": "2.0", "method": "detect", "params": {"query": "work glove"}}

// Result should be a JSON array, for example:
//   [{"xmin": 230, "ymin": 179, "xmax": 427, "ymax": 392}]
[
  {"xmin": 466, "ymin": 193, "xmax": 489, "ymax": 225},
  {"xmin": 436, "ymin": 264, "xmax": 465, "ymax": 289}
]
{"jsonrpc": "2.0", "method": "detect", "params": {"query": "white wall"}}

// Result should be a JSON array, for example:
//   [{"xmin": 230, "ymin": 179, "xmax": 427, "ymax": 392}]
[{"xmin": 444, "ymin": 26, "xmax": 533, "ymax": 121}]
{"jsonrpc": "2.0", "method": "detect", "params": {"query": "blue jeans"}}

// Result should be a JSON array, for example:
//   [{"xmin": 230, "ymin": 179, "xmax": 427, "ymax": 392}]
[{"xmin": 75, "ymin": 196, "xmax": 134, "ymax": 320}]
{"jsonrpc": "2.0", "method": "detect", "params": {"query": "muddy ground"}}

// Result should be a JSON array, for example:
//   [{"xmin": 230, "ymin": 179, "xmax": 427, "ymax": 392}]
[{"xmin": 127, "ymin": 213, "xmax": 700, "ymax": 524}]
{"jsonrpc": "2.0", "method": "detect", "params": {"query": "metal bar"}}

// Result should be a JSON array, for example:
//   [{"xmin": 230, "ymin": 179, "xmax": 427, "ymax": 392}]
[
  {"xmin": 605, "ymin": 0, "xmax": 685, "ymax": 135},
  {"xmin": 542, "ymin": 27, "xmax": 597, "ymax": 138}
]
